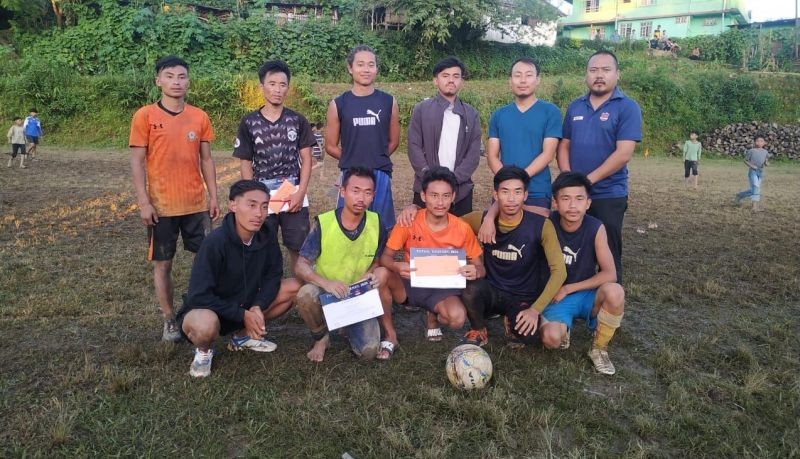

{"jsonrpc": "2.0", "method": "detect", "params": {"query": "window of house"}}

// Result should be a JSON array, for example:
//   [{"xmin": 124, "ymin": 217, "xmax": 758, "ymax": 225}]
[
  {"xmin": 585, "ymin": 0, "xmax": 599, "ymax": 13},
  {"xmin": 640, "ymin": 21, "xmax": 652, "ymax": 38},
  {"xmin": 703, "ymin": 18, "xmax": 717, "ymax": 26},
  {"xmin": 639, "ymin": 0, "xmax": 656, "ymax": 6},
  {"xmin": 675, "ymin": 16, "xmax": 688, "ymax": 24},
  {"xmin": 620, "ymin": 23, "xmax": 632, "ymax": 39}
]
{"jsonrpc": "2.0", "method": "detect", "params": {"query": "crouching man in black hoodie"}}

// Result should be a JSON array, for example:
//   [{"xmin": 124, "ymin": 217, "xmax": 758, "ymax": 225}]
[{"xmin": 176, "ymin": 180, "xmax": 300, "ymax": 378}]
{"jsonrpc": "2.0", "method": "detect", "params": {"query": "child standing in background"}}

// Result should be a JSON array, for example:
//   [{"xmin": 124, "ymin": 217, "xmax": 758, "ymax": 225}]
[
  {"xmin": 682, "ymin": 131, "xmax": 701, "ymax": 190},
  {"xmin": 735, "ymin": 135, "xmax": 769, "ymax": 212},
  {"xmin": 7, "ymin": 117, "xmax": 27, "ymax": 169}
]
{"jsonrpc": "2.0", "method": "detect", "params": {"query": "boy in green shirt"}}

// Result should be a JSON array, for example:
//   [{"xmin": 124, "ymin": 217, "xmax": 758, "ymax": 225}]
[{"xmin": 682, "ymin": 131, "xmax": 701, "ymax": 190}]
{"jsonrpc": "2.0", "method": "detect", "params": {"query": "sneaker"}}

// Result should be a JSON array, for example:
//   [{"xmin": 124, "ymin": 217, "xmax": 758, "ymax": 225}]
[
  {"xmin": 162, "ymin": 319, "xmax": 182, "ymax": 342},
  {"xmin": 189, "ymin": 348, "xmax": 214, "ymax": 378},
  {"xmin": 462, "ymin": 328, "xmax": 488, "ymax": 347},
  {"xmin": 588, "ymin": 348, "xmax": 616, "ymax": 375},
  {"xmin": 559, "ymin": 329, "xmax": 571, "ymax": 350},
  {"xmin": 227, "ymin": 335, "xmax": 277, "ymax": 353}
]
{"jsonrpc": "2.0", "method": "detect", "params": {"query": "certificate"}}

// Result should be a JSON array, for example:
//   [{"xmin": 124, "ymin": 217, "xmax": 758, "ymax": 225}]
[
  {"xmin": 320, "ymin": 280, "xmax": 383, "ymax": 331},
  {"xmin": 409, "ymin": 248, "xmax": 466, "ymax": 289},
  {"xmin": 260, "ymin": 178, "xmax": 310, "ymax": 215}
]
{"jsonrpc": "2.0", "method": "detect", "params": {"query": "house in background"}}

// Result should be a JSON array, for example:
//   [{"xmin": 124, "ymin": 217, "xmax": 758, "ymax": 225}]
[
  {"xmin": 484, "ymin": 0, "xmax": 574, "ymax": 46},
  {"xmin": 558, "ymin": 0, "xmax": 752, "ymax": 40}
]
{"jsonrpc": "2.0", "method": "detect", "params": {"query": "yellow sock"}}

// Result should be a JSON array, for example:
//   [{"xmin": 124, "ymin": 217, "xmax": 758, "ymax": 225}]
[{"xmin": 593, "ymin": 309, "xmax": 623, "ymax": 350}]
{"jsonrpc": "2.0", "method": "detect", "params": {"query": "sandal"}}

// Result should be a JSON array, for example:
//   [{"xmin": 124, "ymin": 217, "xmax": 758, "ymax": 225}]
[
  {"xmin": 426, "ymin": 328, "xmax": 443, "ymax": 342},
  {"xmin": 377, "ymin": 340, "xmax": 397, "ymax": 360}
]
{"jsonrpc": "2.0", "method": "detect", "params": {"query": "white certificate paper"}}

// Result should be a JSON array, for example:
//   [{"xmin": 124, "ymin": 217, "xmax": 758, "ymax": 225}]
[
  {"xmin": 320, "ymin": 280, "xmax": 383, "ymax": 330},
  {"xmin": 409, "ymin": 248, "xmax": 467, "ymax": 289}
]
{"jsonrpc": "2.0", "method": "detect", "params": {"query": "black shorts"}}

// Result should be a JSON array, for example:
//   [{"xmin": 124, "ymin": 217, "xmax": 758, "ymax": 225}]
[
  {"xmin": 684, "ymin": 160, "xmax": 698, "ymax": 177},
  {"xmin": 11, "ymin": 144, "xmax": 26, "ymax": 157},
  {"xmin": 401, "ymin": 278, "xmax": 462, "ymax": 312},
  {"xmin": 25, "ymin": 136, "xmax": 39, "ymax": 145},
  {"xmin": 264, "ymin": 207, "xmax": 310, "ymax": 251},
  {"xmin": 147, "ymin": 211, "xmax": 211, "ymax": 261},
  {"xmin": 467, "ymin": 279, "xmax": 540, "ymax": 344}
]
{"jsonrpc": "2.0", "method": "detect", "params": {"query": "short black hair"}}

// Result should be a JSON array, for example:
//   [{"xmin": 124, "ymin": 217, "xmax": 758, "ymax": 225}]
[
  {"xmin": 433, "ymin": 56, "xmax": 465, "ymax": 77},
  {"xmin": 155, "ymin": 55, "xmax": 189, "ymax": 74},
  {"xmin": 689, "ymin": 130, "xmax": 698, "ymax": 135},
  {"xmin": 510, "ymin": 57, "xmax": 540, "ymax": 76},
  {"xmin": 493, "ymin": 166, "xmax": 530, "ymax": 191},
  {"xmin": 754, "ymin": 133, "xmax": 766, "ymax": 141},
  {"xmin": 346, "ymin": 44, "xmax": 379, "ymax": 68},
  {"xmin": 342, "ymin": 166, "xmax": 376, "ymax": 188},
  {"xmin": 229, "ymin": 179, "xmax": 269, "ymax": 200},
  {"xmin": 588, "ymin": 50, "xmax": 619, "ymax": 69},
  {"xmin": 421, "ymin": 166, "xmax": 457, "ymax": 193},
  {"xmin": 259, "ymin": 60, "xmax": 291, "ymax": 84},
  {"xmin": 13, "ymin": 117, "xmax": 22, "ymax": 121},
  {"xmin": 552, "ymin": 171, "xmax": 593, "ymax": 197},
  {"xmin": 29, "ymin": 109, "xmax": 37, "ymax": 114}
]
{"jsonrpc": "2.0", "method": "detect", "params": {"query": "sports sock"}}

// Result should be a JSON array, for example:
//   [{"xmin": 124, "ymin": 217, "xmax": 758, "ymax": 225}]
[{"xmin": 593, "ymin": 309, "xmax": 623, "ymax": 350}]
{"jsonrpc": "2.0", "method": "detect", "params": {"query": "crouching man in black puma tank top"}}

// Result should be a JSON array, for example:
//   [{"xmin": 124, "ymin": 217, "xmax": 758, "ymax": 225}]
[
  {"xmin": 461, "ymin": 166, "xmax": 567, "ymax": 348},
  {"xmin": 539, "ymin": 172, "xmax": 625, "ymax": 375}
]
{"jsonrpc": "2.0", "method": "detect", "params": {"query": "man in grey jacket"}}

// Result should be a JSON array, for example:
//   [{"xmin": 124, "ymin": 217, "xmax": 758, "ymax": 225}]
[{"xmin": 406, "ymin": 56, "xmax": 482, "ymax": 217}]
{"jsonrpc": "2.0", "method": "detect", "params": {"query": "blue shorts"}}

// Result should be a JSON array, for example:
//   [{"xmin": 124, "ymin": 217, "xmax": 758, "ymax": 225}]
[
  {"xmin": 542, "ymin": 289, "xmax": 598, "ymax": 331},
  {"xmin": 338, "ymin": 169, "xmax": 395, "ymax": 230}
]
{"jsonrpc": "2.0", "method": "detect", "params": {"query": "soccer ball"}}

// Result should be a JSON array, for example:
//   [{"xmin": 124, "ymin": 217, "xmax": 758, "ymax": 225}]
[{"xmin": 446, "ymin": 344, "xmax": 493, "ymax": 390}]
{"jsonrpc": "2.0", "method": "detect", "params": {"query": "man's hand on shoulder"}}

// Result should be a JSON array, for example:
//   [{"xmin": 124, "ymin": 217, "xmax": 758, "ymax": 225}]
[
  {"xmin": 478, "ymin": 218, "xmax": 497, "ymax": 244},
  {"xmin": 397, "ymin": 204, "xmax": 419, "ymax": 227}
]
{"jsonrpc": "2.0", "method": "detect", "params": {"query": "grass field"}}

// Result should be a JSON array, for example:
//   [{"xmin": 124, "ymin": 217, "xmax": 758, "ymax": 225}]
[{"xmin": 1, "ymin": 148, "xmax": 798, "ymax": 457}]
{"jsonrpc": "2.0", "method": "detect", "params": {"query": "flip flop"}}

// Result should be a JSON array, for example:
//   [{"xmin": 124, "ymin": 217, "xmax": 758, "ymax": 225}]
[
  {"xmin": 426, "ymin": 328, "xmax": 443, "ymax": 342},
  {"xmin": 376, "ymin": 340, "xmax": 397, "ymax": 360}
]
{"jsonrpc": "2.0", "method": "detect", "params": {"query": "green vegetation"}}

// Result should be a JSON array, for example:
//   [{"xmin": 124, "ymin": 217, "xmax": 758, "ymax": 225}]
[{"xmin": 1, "ymin": 0, "xmax": 796, "ymax": 155}]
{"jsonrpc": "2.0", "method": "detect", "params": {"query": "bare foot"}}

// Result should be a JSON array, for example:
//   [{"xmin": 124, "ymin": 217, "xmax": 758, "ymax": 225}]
[{"xmin": 306, "ymin": 335, "xmax": 330, "ymax": 362}]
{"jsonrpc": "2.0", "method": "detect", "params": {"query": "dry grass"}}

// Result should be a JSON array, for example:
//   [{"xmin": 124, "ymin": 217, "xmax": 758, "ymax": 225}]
[{"xmin": 0, "ymin": 148, "xmax": 798, "ymax": 457}]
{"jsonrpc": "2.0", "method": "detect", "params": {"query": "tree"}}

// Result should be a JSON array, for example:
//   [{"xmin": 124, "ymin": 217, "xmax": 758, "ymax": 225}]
[{"xmin": 385, "ymin": 0, "xmax": 559, "ymax": 46}]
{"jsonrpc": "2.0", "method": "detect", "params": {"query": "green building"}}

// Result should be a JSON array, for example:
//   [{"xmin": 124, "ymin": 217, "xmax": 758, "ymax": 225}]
[{"xmin": 559, "ymin": 0, "xmax": 752, "ymax": 40}]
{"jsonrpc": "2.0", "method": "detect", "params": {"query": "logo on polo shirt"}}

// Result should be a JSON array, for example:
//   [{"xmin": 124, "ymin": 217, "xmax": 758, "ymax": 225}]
[
  {"xmin": 287, "ymin": 128, "xmax": 298, "ymax": 142},
  {"xmin": 572, "ymin": 115, "xmax": 584, "ymax": 121},
  {"xmin": 352, "ymin": 109, "xmax": 382, "ymax": 126},
  {"xmin": 187, "ymin": 131, "xmax": 198, "ymax": 141},
  {"xmin": 563, "ymin": 246, "xmax": 580, "ymax": 265},
  {"xmin": 491, "ymin": 243, "xmax": 526, "ymax": 261},
  {"xmin": 600, "ymin": 112, "xmax": 610, "ymax": 121}
]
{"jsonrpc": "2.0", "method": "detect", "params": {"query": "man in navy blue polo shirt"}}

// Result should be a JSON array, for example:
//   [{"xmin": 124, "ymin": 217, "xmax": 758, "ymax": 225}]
[{"xmin": 556, "ymin": 50, "xmax": 642, "ymax": 283}]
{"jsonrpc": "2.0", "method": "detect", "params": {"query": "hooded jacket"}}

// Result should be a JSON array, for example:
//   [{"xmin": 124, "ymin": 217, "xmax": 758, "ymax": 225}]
[{"xmin": 179, "ymin": 212, "xmax": 283, "ymax": 324}]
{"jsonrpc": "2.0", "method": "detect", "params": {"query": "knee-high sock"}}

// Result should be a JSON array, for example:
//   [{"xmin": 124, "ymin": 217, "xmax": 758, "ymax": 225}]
[{"xmin": 593, "ymin": 309, "xmax": 623, "ymax": 350}]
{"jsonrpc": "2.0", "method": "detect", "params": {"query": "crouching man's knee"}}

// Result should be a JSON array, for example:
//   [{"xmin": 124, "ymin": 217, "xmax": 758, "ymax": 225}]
[
  {"xmin": 181, "ymin": 309, "xmax": 220, "ymax": 346},
  {"xmin": 348, "ymin": 318, "xmax": 380, "ymax": 360},
  {"xmin": 598, "ymin": 283, "xmax": 625, "ymax": 315},
  {"xmin": 540, "ymin": 322, "xmax": 566, "ymax": 350}
]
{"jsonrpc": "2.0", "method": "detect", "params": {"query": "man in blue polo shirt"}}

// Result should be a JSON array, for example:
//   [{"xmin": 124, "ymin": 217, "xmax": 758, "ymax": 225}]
[
  {"xmin": 557, "ymin": 50, "xmax": 642, "ymax": 283},
  {"xmin": 487, "ymin": 57, "xmax": 562, "ymax": 217}
]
